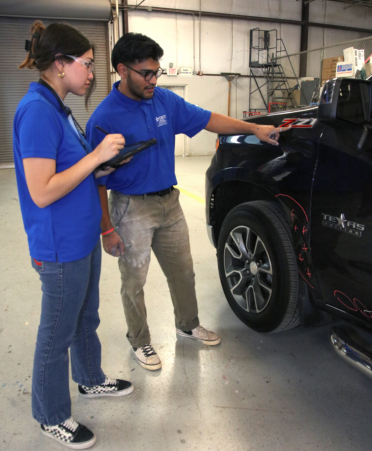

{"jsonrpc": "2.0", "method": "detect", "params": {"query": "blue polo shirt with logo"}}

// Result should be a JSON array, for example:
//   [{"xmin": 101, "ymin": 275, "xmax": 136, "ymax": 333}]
[
  {"xmin": 86, "ymin": 82, "xmax": 211, "ymax": 194},
  {"xmin": 13, "ymin": 82, "xmax": 102, "ymax": 262}
]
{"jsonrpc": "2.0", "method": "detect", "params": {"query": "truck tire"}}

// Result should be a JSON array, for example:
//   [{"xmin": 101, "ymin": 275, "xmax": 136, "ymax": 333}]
[{"xmin": 217, "ymin": 200, "xmax": 299, "ymax": 333}]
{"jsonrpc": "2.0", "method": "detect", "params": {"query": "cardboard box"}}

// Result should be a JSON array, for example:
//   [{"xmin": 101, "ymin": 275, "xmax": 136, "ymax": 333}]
[
  {"xmin": 336, "ymin": 61, "xmax": 355, "ymax": 78},
  {"xmin": 322, "ymin": 56, "xmax": 344, "ymax": 69},
  {"xmin": 322, "ymin": 68, "xmax": 336, "ymax": 80},
  {"xmin": 343, "ymin": 47, "xmax": 364, "ymax": 70},
  {"xmin": 343, "ymin": 47, "xmax": 357, "ymax": 64},
  {"xmin": 364, "ymin": 60, "xmax": 372, "ymax": 78},
  {"xmin": 321, "ymin": 56, "xmax": 343, "ymax": 83},
  {"xmin": 358, "ymin": 49, "xmax": 365, "ymax": 70},
  {"xmin": 292, "ymin": 89, "xmax": 301, "ymax": 106},
  {"xmin": 283, "ymin": 89, "xmax": 301, "ymax": 106}
]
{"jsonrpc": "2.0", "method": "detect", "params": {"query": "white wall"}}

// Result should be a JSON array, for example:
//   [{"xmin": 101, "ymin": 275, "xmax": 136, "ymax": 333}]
[
  {"xmin": 158, "ymin": 76, "xmax": 247, "ymax": 156},
  {"xmin": 132, "ymin": 0, "xmax": 302, "ymax": 21},
  {"xmin": 121, "ymin": 0, "xmax": 372, "ymax": 155},
  {"xmin": 127, "ymin": 5, "xmax": 303, "ymax": 76},
  {"xmin": 310, "ymin": 0, "xmax": 372, "ymax": 29}
]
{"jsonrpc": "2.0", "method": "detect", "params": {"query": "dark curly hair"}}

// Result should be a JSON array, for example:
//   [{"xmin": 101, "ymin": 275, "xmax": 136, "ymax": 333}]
[{"xmin": 111, "ymin": 32, "xmax": 163, "ymax": 73}]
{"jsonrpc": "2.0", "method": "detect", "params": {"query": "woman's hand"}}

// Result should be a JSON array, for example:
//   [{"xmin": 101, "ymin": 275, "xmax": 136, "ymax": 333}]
[
  {"xmin": 94, "ymin": 155, "xmax": 133, "ymax": 178},
  {"xmin": 95, "ymin": 166, "xmax": 115, "ymax": 178},
  {"xmin": 93, "ymin": 134, "xmax": 125, "ymax": 165},
  {"xmin": 23, "ymin": 135, "xmax": 126, "ymax": 208}
]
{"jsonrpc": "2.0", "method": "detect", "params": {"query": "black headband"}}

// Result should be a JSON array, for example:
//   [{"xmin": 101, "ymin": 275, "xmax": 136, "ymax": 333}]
[{"xmin": 25, "ymin": 31, "xmax": 40, "ymax": 59}]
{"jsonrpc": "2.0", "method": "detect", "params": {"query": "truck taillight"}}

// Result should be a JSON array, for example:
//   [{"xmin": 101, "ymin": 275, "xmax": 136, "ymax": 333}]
[{"xmin": 215, "ymin": 138, "xmax": 219, "ymax": 152}]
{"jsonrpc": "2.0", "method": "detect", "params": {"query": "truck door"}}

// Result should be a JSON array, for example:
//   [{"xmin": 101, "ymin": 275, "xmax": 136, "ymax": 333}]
[{"xmin": 310, "ymin": 125, "xmax": 372, "ymax": 324}]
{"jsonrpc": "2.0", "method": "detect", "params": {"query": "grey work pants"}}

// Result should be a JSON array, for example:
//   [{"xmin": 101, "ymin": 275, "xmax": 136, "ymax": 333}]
[{"xmin": 109, "ymin": 188, "xmax": 200, "ymax": 348}]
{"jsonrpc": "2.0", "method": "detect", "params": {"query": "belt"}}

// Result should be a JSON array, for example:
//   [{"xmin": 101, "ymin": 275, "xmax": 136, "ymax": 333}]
[{"xmin": 146, "ymin": 186, "xmax": 174, "ymax": 197}]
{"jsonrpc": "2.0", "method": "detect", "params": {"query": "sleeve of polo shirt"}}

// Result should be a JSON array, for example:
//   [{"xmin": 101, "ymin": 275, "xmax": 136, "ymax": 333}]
[
  {"xmin": 18, "ymin": 101, "xmax": 61, "ymax": 160},
  {"xmin": 172, "ymin": 93, "xmax": 211, "ymax": 138}
]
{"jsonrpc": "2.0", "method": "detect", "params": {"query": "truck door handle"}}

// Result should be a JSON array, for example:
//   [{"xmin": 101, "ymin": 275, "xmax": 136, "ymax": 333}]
[{"xmin": 357, "ymin": 127, "xmax": 368, "ymax": 153}]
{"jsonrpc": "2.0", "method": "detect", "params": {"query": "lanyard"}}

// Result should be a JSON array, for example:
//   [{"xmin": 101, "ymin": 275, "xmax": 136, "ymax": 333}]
[{"xmin": 37, "ymin": 78, "xmax": 88, "ymax": 151}]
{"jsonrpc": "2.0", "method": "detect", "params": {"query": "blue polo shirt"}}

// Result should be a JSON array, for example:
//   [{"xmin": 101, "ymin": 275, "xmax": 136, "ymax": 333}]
[
  {"xmin": 86, "ymin": 82, "xmax": 211, "ymax": 194},
  {"xmin": 13, "ymin": 82, "xmax": 102, "ymax": 262}
]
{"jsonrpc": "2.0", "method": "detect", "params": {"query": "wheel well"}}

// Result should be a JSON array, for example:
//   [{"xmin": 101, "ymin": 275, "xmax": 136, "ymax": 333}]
[{"xmin": 210, "ymin": 181, "xmax": 281, "ymax": 245}]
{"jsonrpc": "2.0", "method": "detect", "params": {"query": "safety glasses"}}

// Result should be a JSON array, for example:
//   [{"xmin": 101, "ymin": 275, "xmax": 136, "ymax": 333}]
[{"xmin": 64, "ymin": 54, "xmax": 95, "ymax": 74}]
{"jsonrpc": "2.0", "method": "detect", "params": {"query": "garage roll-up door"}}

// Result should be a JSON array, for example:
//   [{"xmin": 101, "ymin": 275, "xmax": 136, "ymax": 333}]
[
  {"xmin": 0, "ymin": 17, "xmax": 110, "ymax": 165},
  {"xmin": 0, "ymin": 0, "xmax": 111, "ymax": 21}
]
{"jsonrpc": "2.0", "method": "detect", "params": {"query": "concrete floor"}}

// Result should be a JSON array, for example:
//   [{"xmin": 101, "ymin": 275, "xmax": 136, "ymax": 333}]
[{"xmin": 1, "ymin": 156, "xmax": 372, "ymax": 451}]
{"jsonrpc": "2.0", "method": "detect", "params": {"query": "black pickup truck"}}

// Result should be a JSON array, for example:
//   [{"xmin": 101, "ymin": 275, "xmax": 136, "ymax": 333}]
[{"xmin": 206, "ymin": 78, "xmax": 372, "ymax": 376}]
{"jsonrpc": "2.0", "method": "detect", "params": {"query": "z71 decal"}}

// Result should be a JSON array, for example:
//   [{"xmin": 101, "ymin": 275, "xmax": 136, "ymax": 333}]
[{"xmin": 279, "ymin": 118, "xmax": 317, "ymax": 128}]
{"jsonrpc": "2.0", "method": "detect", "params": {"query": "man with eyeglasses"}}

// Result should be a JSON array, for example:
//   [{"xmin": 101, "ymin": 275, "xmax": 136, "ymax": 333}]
[{"xmin": 86, "ymin": 33, "xmax": 281, "ymax": 371}]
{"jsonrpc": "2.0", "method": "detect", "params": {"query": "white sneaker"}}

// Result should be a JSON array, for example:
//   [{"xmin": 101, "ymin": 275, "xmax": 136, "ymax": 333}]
[
  {"xmin": 176, "ymin": 325, "xmax": 221, "ymax": 346},
  {"xmin": 132, "ymin": 344, "xmax": 162, "ymax": 371}
]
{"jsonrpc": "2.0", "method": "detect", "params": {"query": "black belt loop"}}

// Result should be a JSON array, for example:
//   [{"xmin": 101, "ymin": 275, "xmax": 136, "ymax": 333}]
[{"xmin": 146, "ymin": 186, "xmax": 174, "ymax": 197}]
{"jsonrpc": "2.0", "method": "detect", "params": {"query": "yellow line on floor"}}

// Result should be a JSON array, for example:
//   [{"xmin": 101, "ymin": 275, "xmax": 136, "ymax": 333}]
[{"xmin": 176, "ymin": 186, "xmax": 205, "ymax": 204}]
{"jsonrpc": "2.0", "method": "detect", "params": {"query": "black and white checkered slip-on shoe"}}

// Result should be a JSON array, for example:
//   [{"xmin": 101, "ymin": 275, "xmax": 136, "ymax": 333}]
[
  {"xmin": 78, "ymin": 376, "xmax": 134, "ymax": 398},
  {"xmin": 176, "ymin": 325, "xmax": 221, "ymax": 346},
  {"xmin": 132, "ymin": 344, "xmax": 162, "ymax": 370},
  {"xmin": 40, "ymin": 416, "xmax": 96, "ymax": 449}
]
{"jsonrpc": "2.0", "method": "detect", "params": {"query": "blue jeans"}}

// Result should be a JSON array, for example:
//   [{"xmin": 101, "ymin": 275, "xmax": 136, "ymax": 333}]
[{"xmin": 31, "ymin": 240, "xmax": 105, "ymax": 426}]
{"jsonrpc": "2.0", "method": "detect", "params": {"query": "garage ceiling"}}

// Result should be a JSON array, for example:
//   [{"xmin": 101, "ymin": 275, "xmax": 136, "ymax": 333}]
[{"xmin": 324, "ymin": 0, "xmax": 372, "ymax": 8}]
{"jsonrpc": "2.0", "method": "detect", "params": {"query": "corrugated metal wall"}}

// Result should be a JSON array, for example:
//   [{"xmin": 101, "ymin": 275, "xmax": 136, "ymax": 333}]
[{"xmin": 0, "ymin": 17, "xmax": 109, "ymax": 165}]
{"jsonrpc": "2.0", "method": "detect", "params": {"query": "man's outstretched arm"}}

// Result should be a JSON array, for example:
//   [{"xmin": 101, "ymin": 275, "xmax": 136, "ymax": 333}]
[{"xmin": 204, "ymin": 112, "xmax": 281, "ymax": 146}]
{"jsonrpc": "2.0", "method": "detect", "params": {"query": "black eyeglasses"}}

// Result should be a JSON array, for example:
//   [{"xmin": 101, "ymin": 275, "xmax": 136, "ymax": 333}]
[{"xmin": 125, "ymin": 65, "xmax": 163, "ymax": 81}]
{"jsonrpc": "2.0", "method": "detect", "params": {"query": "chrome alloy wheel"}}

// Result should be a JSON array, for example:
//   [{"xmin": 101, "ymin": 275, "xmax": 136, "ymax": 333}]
[{"xmin": 224, "ymin": 225, "xmax": 273, "ymax": 313}]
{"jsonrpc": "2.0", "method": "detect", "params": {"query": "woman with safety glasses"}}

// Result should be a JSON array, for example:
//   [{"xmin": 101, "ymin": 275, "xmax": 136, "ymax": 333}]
[{"xmin": 13, "ymin": 20, "xmax": 132, "ymax": 449}]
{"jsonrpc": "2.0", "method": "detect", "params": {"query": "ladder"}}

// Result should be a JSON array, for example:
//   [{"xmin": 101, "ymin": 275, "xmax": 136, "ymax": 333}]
[{"xmin": 249, "ymin": 28, "xmax": 300, "ymax": 114}]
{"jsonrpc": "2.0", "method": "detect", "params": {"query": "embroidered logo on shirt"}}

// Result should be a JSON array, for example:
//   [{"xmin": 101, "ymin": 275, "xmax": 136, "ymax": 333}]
[{"xmin": 156, "ymin": 115, "xmax": 167, "ymax": 127}]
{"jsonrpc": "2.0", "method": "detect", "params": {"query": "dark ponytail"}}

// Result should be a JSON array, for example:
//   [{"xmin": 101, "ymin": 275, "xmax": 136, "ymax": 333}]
[
  {"xmin": 19, "ymin": 20, "xmax": 45, "ymax": 69},
  {"xmin": 19, "ymin": 20, "xmax": 95, "ymax": 109}
]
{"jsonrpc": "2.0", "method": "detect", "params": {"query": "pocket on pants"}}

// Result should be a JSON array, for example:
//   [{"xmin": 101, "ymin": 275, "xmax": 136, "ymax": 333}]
[
  {"xmin": 174, "ymin": 187, "xmax": 180, "ymax": 201},
  {"xmin": 31, "ymin": 258, "xmax": 44, "ymax": 273},
  {"xmin": 109, "ymin": 192, "xmax": 131, "ymax": 227}
]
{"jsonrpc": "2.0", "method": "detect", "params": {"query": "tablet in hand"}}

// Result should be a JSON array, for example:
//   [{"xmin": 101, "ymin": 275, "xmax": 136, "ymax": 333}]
[{"xmin": 98, "ymin": 138, "xmax": 157, "ymax": 170}]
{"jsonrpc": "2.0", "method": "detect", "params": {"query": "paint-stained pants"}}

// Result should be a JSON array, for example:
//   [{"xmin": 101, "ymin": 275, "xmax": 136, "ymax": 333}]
[{"xmin": 109, "ymin": 188, "xmax": 200, "ymax": 348}]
